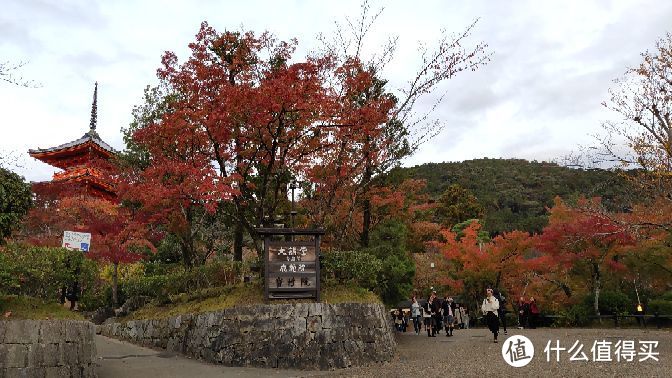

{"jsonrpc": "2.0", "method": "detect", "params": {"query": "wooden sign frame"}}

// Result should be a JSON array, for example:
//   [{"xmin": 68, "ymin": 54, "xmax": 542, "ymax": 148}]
[{"xmin": 257, "ymin": 227, "xmax": 324, "ymax": 301}]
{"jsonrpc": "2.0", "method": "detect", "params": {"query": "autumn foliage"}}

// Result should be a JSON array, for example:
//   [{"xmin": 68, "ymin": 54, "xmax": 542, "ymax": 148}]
[{"xmin": 10, "ymin": 17, "xmax": 672, "ymax": 316}]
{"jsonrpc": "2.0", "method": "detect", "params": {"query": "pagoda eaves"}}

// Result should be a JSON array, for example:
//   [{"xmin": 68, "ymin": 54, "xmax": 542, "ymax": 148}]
[{"xmin": 28, "ymin": 129, "xmax": 116, "ymax": 170}]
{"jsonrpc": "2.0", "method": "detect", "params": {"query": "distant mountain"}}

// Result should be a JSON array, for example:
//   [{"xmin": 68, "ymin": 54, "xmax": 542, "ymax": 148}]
[{"xmin": 384, "ymin": 158, "xmax": 636, "ymax": 235}]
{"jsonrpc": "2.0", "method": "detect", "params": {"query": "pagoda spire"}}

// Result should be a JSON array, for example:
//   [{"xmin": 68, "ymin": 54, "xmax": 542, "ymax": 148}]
[{"xmin": 89, "ymin": 81, "xmax": 98, "ymax": 131}]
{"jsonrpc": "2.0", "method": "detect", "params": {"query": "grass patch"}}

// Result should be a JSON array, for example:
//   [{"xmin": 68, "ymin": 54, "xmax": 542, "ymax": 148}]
[
  {"xmin": 322, "ymin": 284, "xmax": 382, "ymax": 304},
  {"xmin": 124, "ymin": 283, "xmax": 381, "ymax": 321},
  {"xmin": 0, "ymin": 295, "xmax": 84, "ymax": 321},
  {"xmin": 124, "ymin": 284, "xmax": 265, "ymax": 321}
]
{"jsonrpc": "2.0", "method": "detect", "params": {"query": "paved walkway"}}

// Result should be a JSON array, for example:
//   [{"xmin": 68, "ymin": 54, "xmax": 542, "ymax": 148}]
[
  {"xmin": 96, "ymin": 328, "xmax": 671, "ymax": 377},
  {"xmin": 95, "ymin": 335, "xmax": 308, "ymax": 378}
]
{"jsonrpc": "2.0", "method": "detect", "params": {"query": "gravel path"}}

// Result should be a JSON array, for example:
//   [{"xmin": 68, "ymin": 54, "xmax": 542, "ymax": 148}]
[
  {"xmin": 97, "ymin": 328, "xmax": 671, "ymax": 377},
  {"xmin": 318, "ymin": 327, "xmax": 672, "ymax": 378}
]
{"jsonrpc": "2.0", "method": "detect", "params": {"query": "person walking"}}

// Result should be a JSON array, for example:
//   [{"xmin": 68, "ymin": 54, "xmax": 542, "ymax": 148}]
[
  {"xmin": 394, "ymin": 308, "xmax": 404, "ymax": 332},
  {"xmin": 424, "ymin": 292, "xmax": 437, "ymax": 337},
  {"xmin": 481, "ymin": 288, "xmax": 500, "ymax": 343},
  {"xmin": 454, "ymin": 302, "xmax": 463, "ymax": 329},
  {"xmin": 442, "ymin": 296, "xmax": 456, "ymax": 336},
  {"xmin": 461, "ymin": 305, "xmax": 470, "ymax": 329},
  {"xmin": 411, "ymin": 296, "xmax": 422, "ymax": 334},
  {"xmin": 431, "ymin": 291, "xmax": 442, "ymax": 336},
  {"xmin": 529, "ymin": 297, "xmax": 540, "ymax": 329},
  {"xmin": 517, "ymin": 296, "xmax": 529, "ymax": 329},
  {"xmin": 493, "ymin": 289, "xmax": 508, "ymax": 335}
]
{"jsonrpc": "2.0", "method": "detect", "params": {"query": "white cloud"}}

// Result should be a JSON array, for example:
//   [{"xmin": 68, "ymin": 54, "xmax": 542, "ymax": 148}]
[{"xmin": 1, "ymin": 0, "xmax": 670, "ymax": 182}]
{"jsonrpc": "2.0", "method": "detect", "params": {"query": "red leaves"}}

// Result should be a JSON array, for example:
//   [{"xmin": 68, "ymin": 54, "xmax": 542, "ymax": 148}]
[{"xmin": 537, "ymin": 198, "xmax": 635, "ymax": 261}]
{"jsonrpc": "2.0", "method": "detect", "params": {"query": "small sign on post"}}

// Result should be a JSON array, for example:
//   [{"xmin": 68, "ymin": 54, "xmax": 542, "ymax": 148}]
[
  {"xmin": 257, "ymin": 227, "xmax": 324, "ymax": 301},
  {"xmin": 62, "ymin": 231, "xmax": 92, "ymax": 252}
]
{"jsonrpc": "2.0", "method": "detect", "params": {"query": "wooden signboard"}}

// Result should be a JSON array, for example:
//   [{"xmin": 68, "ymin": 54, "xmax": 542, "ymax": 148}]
[{"xmin": 257, "ymin": 228, "xmax": 324, "ymax": 301}]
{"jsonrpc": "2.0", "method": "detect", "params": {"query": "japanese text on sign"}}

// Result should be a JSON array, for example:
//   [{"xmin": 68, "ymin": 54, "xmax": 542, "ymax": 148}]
[{"xmin": 62, "ymin": 231, "xmax": 92, "ymax": 252}]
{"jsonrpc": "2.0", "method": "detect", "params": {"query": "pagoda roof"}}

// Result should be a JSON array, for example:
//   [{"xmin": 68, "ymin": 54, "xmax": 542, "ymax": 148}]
[
  {"xmin": 53, "ymin": 167, "xmax": 116, "ymax": 192},
  {"xmin": 28, "ymin": 129, "xmax": 116, "ymax": 157}
]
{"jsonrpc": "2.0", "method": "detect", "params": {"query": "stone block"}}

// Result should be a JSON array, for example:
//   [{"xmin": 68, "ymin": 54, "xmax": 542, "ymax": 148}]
[
  {"xmin": 257, "ymin": 317, "xmax": 279, "ymax": 332},
  {"xmin": 306, "ymin": 315, "xmax": 321, "ymax": 332},
  {"xmin": 0, "ymin": 344, "xmax": 7, "ymax": 366},
  {"xmin": 294, "ymin": 304, "xmax": 309, "ymax": 318},
  {"xmin": 5, "ymin": 321, "xmax": 40, "ymax": 344},
  {"xmin": 61, "ymin": 343, "xmax": 79, "ymax": 366},
  {"xmin": 3, "ymin": 367, "xmax": 37, "ymax": 378},
  {"xmin": 78, "ymin": 339, "xmax": 96, "ymax": 364},
  {"xmin": 269, "ymin": 304, "xmax": 293, "ymax": 319},
  {"xmin": 171, "ymin": 316, "xmax": 182, "ymax": 329},
  {"xmin": 29, "ymin": 343, "xmax": 59, "ymax": 367},
  {"xmin": 44, "ymin": 366, "xmax": 72, "ymax": 378},
  {"xmin": 40, "ymin": 322, "xmax": 65, "ymax": 343},
  {"xmin": 64, "ymin": 322, "xmax": 82, "ymax": 343},
  {"xmin": 81, "ymin": 365, "xmax": 95, "ymax": 378},
  {"xmin": 125, "ymin": 322, "xmax": 138, "ymax": 340},
  {"xmin": 5, "ymin": 345, "xmax": 28, "ymax": 368},
  {"xmin": 307, "ymin": 303, "xmax": 323, "ymax": 317},
  {"xmin": 132, "ymin": 322, "xmax": 145, "ymax": 340},
  {"xmin": 0, "ymin": 321, "xmax": 7, "ymax": 343}
]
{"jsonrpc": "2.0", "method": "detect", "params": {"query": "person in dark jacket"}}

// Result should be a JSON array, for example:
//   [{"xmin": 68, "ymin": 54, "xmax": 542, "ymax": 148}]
[
  {"xmin": 529, "ymin": 297, "xmax": 540, "ymax": 329},
  {"xmin": 493, "ymin": 289, "xmax": 508, "ymax": 335},
  {"xmin": 394, "ymin": 308, "xmax": 404, "ymax": 331},
  {"xmin": 431, "ymin": 292, "xmax": 442, "ymax": 336},
  {"xmin": 442, "ymin": 296, "xmax": 456, "ymax": 336},
  {"xmin": 517, "ymin": 296, "xmax": 529, "ymax": 329},
  {"xmin": 424, "ymin": 293, "xmax": 437, "ymax": 337}
]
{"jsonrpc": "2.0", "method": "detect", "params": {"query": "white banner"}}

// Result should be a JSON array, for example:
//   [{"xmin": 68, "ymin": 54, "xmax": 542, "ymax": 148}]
[{"xmin": 62, "ymin": 231, "xmax": 92, "ymax": 252}]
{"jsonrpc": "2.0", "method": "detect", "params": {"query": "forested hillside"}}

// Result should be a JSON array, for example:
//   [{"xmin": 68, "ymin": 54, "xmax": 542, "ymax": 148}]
[{"xmin": 385, "ymin": 158, "xmax": 637, "ymax": 235}]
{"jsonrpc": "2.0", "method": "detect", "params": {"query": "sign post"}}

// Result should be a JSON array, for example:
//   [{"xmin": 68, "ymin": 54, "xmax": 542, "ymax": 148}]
[
  {"xmin": 257, "ymin": 228, "xmax": 324, "ymax": 301},
  {"xmin": 62, "ymin": 231, "xmax": 92, "ymax": 252}
]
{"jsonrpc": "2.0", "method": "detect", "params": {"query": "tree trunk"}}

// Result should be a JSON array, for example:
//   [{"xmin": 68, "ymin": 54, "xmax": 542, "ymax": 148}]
[
  {"xmin": 592, "ymin": 262, "xmax": 601, "ymax": 316},
  {"xmin": 360, "ymin": 145, "xmax": 373, "ymax": 248},
  {"xmin": 361, "ymin": 197, "xmax": 371, "ymax": 247},
  {"xmin": 112, "ymin": 262, "xmax": 119, "ymax": 308},
  {"xmin": 234, "ymin": 221, "xmax": 244, "ymax": 261}
]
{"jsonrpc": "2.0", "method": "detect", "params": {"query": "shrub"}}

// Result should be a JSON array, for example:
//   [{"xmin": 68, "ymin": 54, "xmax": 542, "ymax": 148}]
[
  {"xmin": 120, "ymin": 259, "xmax": 253, "ymax": 305},
  {"xmin": 557, "ymin": 303, "xmax": 593, "ymax": 327},
  {"xmin": 78, "ymin": 283, "xmax": 110, "ymax": 311},
  {"xmin": 584, "ymin": 290, "xmax": 631, "ymax": 315},
  {"xmin": 321, "ymin": 250, "xmax": 383, "ymax": 288},
  {"xmin": 600, "ymin": 290, "xmax": 631, "ymax": 315},
  {"xmin": 0, "ymin": 167, "xmax": 32, "ymax": 242},
  {"xmin": 648, "ymin": 299, "xmax": 672, "ymax": 315},
  {"xmin": 0, "ymin": 244, "xmax": 98, "ymax": 302},
  {"xmin": 0, "ymin": 251, "xmax": 19, "ymax": 294},
  {"xmin": 659, "ymin": 291, "xmax": 672, "ymax": 302}
]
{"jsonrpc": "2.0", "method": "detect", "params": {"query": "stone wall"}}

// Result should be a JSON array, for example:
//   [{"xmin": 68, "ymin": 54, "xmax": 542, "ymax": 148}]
[
  {"xmin": 99, "ymin": 302, "xmax": 395, "ymax": 370},
  {"xmin": 0, "ymin": 320, "xmax": 97, "ymax": 377}
]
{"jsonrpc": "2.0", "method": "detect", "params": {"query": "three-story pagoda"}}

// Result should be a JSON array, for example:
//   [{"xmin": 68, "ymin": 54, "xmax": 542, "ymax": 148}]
[{"xmin": 28, "ymin": 83, "xmax": 117, "ymax": 201}]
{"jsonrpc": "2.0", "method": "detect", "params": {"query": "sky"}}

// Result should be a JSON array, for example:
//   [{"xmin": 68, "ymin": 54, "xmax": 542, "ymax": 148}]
[{"xmin": 1, "ymin": 0, "xmax": 671, "ymax": 182}]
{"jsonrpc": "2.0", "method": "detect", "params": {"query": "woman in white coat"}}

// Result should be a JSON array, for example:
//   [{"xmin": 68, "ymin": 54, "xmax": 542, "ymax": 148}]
[{"xmin": 481, "ymin": 288, "xmax": 500, "ymax": 343}]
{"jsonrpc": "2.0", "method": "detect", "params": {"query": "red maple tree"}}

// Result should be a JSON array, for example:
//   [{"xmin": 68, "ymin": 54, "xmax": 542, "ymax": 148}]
[{"xmin": 536, "ymin": 198, "xmax": 636, "ymax": 315}]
